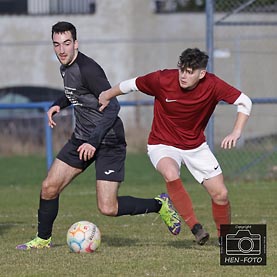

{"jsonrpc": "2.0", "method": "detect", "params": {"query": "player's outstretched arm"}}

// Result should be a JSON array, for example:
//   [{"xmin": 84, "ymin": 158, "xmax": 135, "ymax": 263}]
[
  {"xmin": 99, "ymin": 78, "xmax": 138, "ymax": 111},
  {"xmin": 47, "ymin": 105, "xmax": 60, "ymax": 128},
  {"xmin": 99, "ymin": 84, "xmax": 122, "ymax": 112}
]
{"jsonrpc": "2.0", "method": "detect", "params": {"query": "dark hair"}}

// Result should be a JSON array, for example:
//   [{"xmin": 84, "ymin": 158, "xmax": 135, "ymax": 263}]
[
  {"xmin": 178, "ymin": 48, "xmax": 209, "ymax": 71},
  {"xmin": 51, "ymin": 21, "xmax": 77, "ymax": 41}
]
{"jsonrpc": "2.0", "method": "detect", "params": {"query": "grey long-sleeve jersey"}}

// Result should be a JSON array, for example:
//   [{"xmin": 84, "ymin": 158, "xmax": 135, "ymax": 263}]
[{"xmin": 52, "ymin": 52, "xmax": 126, "ymax": 148}]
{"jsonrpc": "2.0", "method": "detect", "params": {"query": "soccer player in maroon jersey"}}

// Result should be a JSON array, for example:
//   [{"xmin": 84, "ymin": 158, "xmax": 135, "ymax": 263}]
[{"xmin": 99, "ymin": 48, "xmax": 252, "ymax": 245}]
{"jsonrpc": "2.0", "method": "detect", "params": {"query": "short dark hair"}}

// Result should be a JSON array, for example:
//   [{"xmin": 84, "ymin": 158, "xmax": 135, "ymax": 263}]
[
  {"xmin": 51, "ymin": 21, "xmax": 77, "ymax": 41},
  {"xmin": 178, "ymin": 48, "xmax": 209, "ymax": 71}
]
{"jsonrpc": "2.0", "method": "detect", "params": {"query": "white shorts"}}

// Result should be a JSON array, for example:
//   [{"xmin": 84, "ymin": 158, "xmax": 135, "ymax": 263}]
[{"xmin": 147, "ymin": 142, "xmax": 222, "ymax": 184}]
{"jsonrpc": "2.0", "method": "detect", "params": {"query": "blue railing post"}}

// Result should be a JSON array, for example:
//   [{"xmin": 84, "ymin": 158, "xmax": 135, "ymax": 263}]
[{"xmin": 44, "ymin": 105, "xmax": 53, "ymax": 170}]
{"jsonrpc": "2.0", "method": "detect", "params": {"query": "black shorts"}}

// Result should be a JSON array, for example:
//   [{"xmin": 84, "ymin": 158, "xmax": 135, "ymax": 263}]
[{"xmin": 57, "ymin": 135, "xmax": 126, "ymax": 182}]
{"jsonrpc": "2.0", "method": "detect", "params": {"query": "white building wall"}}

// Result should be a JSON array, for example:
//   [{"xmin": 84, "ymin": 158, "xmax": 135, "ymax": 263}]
[{"xmin": 0, "ymin": 0, "xmax": 276, "ymax": 148}]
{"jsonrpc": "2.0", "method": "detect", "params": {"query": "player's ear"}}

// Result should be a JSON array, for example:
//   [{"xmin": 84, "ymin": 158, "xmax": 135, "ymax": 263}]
[
  {"xmin": 199, "ymin": 69, "xmax": 207, "ymax": 80},
  {"xmin": 74, "ymin": 39, "xmax": 79, "ymax": 50},
  {"xmin": 199, "ymin": 69, "xmax": 206, "ymax": 80}
]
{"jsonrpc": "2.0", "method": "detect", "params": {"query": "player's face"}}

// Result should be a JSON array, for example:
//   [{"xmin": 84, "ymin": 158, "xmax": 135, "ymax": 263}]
[
  {"xmin": 178, "ymin": 67, "xmax": 206, "ymax": 90},
  {"xmin": 52, "ymin": 31, "xmax": 78, "ymax": 66}
]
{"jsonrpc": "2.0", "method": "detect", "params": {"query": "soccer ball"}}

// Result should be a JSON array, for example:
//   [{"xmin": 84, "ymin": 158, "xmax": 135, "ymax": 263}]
[{"xmin": 67, "ymin": 221, "xmax": 101, "ymax": 253}]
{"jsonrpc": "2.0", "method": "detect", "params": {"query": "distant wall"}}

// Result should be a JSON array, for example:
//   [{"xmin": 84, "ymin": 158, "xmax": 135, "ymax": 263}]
[{"xmin": 0, "ymin": 0, "xmax": 276, "ymax": 149}]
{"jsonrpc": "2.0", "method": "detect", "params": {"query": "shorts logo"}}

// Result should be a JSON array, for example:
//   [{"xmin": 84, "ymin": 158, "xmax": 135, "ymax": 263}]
[
  {"xmin": 104, "ymin": 170, "xmax": 115, "ymax": 175},
  {"xmin": 214, "ymin": 165, "xmax": 219, "ymax": 170}
]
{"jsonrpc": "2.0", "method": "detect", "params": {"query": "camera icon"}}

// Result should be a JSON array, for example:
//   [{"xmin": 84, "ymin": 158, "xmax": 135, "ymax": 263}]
[{"xmin": 226, "ymin": 229, "xmax": 261, "ymax": 255}]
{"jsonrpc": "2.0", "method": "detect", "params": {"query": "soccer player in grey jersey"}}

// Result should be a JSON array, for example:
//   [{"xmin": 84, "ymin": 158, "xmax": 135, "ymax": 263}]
[{"xmin": 16, "ymin": 21, "xmax": 181, "ymax": 250}]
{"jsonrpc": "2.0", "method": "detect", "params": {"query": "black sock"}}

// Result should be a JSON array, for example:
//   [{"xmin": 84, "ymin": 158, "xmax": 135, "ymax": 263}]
[
  {"xmin": 116, "ymin": 196, "xmax": 161, "ymax": 216},
  {"xmin": 37, "ymin": 196, "xmax": 59, "ymax": 239}
]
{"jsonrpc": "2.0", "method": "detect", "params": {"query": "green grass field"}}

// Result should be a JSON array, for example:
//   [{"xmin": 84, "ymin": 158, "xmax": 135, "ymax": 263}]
[{"xmin": 0, "ymin": 154, "xmax": 276, "ymax": 277}]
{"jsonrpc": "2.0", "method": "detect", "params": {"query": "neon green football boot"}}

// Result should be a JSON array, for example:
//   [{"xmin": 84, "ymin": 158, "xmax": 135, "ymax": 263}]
[
  {"xmin": 155, "ymin": 193, "xmax": 181, "ymax": 235},
  {"xmin": 16, "ymin": 236, "xmax": 52, "ymax": 250}
]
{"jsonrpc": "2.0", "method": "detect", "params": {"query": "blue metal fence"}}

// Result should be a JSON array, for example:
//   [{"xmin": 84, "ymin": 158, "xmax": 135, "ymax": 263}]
[
  {"xmin": 0, "ymin": 102, "xmax": 53, "ymax": 169},
  {"xmin": 0, "ymin": 98, "xmax": 276, "ymax": 174}
]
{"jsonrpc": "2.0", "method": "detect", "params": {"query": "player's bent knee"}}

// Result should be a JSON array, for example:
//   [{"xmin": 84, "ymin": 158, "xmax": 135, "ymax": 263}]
[
  {"xmin": 41, "ymin": 189, "xmax": 59, "ymax": 200},
  {"xmin": 162, "ymin": 170, "xmax": 180, "ymax": 182},
  {"xmin": 98, "ymin": 205, "xmax": 117, "ymax": 216},
  {"xmin": 212, "ymin": 189, "xmax": 229, "ymax": 204},
  {"xmin": 41, "ymin": 179, "xmax": 60, "ymax": 199}
]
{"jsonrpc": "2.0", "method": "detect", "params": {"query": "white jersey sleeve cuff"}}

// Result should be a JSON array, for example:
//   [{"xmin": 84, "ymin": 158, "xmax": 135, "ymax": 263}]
[
  {"xmin": 234, "ymin": 93, "xmax": 252, "ymax": 115},
  {"xmin": 119, "ymin": 78, "xmax": 138, "ymax": 94}
]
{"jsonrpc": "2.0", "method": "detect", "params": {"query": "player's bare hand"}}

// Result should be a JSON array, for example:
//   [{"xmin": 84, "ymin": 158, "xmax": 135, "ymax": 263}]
[
  {"xmin": 98, "ymin": 91, "xmax": 110, "ymax": 112},
  {"xmin": 77, "ymin": 143, "xmax": 96, "ymax": 161},
  {"xmin": 221, "ymin": 130, "xmax": 241, "ymax": 149},
  {"xmin": 47, "ymin": 105, "xmax": 60, "ymax": 128}
]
